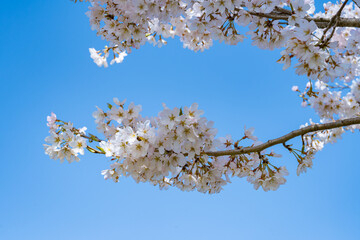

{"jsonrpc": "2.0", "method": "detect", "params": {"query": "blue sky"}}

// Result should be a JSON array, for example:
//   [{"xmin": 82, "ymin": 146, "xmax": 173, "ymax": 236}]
[{"xmin": 1, "ymin": 1, "xmax": 359, "ymax": 240}]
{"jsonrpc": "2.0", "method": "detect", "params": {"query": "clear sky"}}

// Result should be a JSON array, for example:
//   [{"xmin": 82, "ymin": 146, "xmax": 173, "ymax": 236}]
[{"xmin": 1, "ymin": 1, "xmax": 359, "ymax": 240}]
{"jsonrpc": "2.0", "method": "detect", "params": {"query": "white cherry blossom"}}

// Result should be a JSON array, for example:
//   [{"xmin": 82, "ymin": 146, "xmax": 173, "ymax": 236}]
[{"xmin": 45, "ymin": 0, "xmax": 360, "ymax": 193}]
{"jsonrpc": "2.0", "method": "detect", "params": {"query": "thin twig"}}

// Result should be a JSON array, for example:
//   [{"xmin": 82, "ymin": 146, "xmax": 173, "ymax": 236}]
[
  {"xmin": 318, "ymin": 0, "xmax": 349, "ymax": 47},
  {"xmin": 80, "ymin": 133, "xmax": 102, "ymax": 142}
]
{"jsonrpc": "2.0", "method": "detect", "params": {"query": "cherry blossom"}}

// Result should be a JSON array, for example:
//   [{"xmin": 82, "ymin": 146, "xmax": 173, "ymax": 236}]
[{"xmin": 44, "ymin": 0, "xmax": 360, "ymax": 193}]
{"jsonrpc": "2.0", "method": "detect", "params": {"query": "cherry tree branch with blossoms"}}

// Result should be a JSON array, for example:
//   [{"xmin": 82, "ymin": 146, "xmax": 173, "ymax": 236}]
[
  {"xmin": 247, "ymin": 3, "xmax": 360, "ymax": 29},
  {"xmin": 44, "ymin": 0, "xmax": 360, "ymax": 193},
  {"xmin": 205, "ymin": 115, "xmax": 360, "ymax": 156},
  {"xmin": 44, "ymin": 97, "xmax": 360, "ymax": 194}
]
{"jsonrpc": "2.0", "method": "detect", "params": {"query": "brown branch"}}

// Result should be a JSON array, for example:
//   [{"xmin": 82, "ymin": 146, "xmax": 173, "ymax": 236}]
[
  {"xmin": 273, "ymin": 6, "xmax": 292, "ymax": 15},
  {"xmin": 321, "ymin": 0, "xmax": 348, "ymax": 36},
  {"xmin": 318, "ymin": 0, "xmax": 349, "ymax": 47},
  {"xmin": 205, "ymin": 116, "xmax": 360, "ymax": 157},
  {"xmin": 246, "ymin": 5, "xmax": 360, "ymax": 29}
]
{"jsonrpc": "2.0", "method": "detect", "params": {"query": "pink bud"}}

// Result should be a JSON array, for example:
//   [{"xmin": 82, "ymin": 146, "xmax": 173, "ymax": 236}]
[{"xmin": 292, "ymin": 86, "xmax": 299, "ymax": 92}]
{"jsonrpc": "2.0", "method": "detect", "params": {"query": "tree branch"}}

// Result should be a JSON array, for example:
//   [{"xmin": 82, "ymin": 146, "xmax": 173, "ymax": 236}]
[
  {"xmin": 205, "ymin": 116, "xmax": 360, "ymax": 157},
  {"xmin": 318, "ymin": 0, "xmax": 349, "ymax": 47},
  {"xmin": 246, "ymin": 10, "xmax": 360, "ymax": 29}
]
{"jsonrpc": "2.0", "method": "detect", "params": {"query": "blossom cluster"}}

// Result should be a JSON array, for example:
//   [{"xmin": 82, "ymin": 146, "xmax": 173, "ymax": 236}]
[
  {"xmin": 45, "ymin": 99, "xmax": 291, "ymax": 193},
  {"xmin": 288, "ymin": 77, "xmax": 360, "ymax": 176},
  {"xmin": 44, "ymin": 113, "xmax": 88, "ymax": 163},
  {"xmin": 81, "ymin": 0, "xmax": 360, "ymax": 85},
  {"xmin": 307, "ymin": 80, "xmax": 360, "ymax": 119},
  {"xmin": 295, "ymin": 119, "xmax": 345, "ymax": 177},
  {"xmin": 286, "ymin": 75, "xmax": 360, "ymax": 177},
  {"xmin": 91, "ymin": 99, "xmax": 290, "ymax": 193}
]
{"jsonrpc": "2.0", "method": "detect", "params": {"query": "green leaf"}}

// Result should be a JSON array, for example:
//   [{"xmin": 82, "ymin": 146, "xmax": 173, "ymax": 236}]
[
  {"xmin": 87, "ymin": 147, "xmax": 96, "ymax": 153},
  {"xmin": 96, "ymin": 146, "xmax": 105, "ymax": 153}
]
